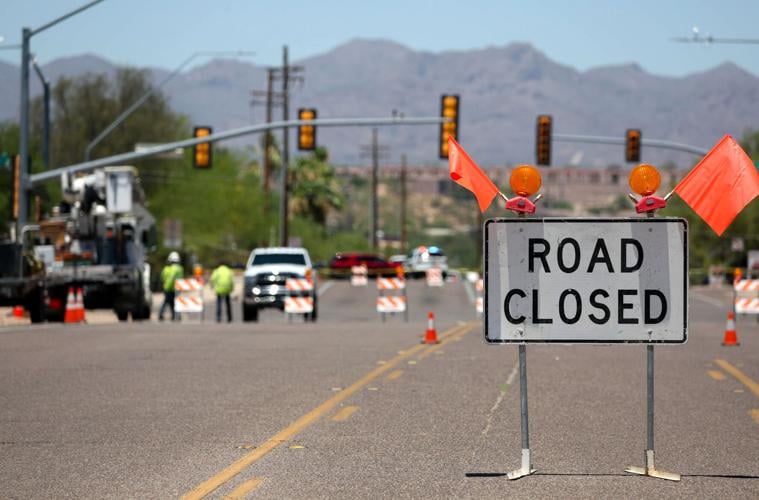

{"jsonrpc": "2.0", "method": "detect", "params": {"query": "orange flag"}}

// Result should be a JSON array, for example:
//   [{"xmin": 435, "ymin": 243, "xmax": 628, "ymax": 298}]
[
  {"xmin": 448, "ymin": 137, "xmax": 499, "ymax": 212},
  {"xmin": 674, "ymin": 135, "xmax": 759, "ymax": 236}
]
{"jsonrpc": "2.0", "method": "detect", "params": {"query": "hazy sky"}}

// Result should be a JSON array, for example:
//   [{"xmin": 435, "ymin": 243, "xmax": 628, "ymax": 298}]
[{"xmin": 2, "ymin": 0, "xmax": 759, "ymax": 77}]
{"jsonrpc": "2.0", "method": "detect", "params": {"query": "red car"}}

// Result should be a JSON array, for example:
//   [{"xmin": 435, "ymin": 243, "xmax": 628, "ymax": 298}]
[{"xmin": 328, "ymin": 252, "xmax": 403, "ymax": 278}]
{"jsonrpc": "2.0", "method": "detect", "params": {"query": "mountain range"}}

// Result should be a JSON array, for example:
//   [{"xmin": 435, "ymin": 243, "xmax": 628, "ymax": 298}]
[{"xmin": 1, "ymin": 39, "xmax": 759, "ymax": 167}]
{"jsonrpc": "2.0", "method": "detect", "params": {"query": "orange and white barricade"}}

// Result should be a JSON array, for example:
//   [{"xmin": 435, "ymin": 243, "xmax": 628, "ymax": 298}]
[
  {"xmin": 351, "ymin": 265, "xmax": 368, "ymax": 286},
  {"xmin": 475, "ymin": 278, "xmax": 484, "ymax": 315},
  {"xmin": 734, "ymin": 279, "xmax": 759, "ymax": 314},
  {"xmin": 377, "ymin": 296, "xmax": 406, "ymax": 314},
  {"xmin": 284, "ymin": 296, "xmax": 314, "ymax": 315},
  {"xmin": 174, "ymin": 278, "xmax": 205, "ymax": 321},
  {"xmin": 285, "ymin": 278, "xmax": 314, "ymax": 319},
  {"xmin": 377, "ymin": 277, "xmax": 406, "ymax": 291},
  {"xmin": 377, "ymin": 275, "xmax": 408, "ymax": 322},
  {"xmin": 426, "ymin": 267, "xmax": 444, "ymax": 287}
]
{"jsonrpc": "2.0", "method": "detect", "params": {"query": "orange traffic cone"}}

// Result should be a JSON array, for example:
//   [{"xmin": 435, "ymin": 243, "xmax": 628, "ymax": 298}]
[
  {"xmin": 722, "ymin": 312, "xmax": 739, "ymax": 346},
  {"xmin": 63, "ymin": 287, "xmax": 78, "ymax": 323},
  {"xmin": 12, "ymin": 305, "xmax": 24, "ymax": 318},
  {"xmin": 75, "ymin": 287, "xmax": 86, "ymax": 323},
  {"xmin": 423, "ymin": 311, "xmax": 439, "ymax": 344}
]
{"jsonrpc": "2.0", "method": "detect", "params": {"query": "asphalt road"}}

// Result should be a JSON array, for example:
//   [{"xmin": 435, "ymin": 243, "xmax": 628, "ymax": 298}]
[{"xmin": 0, "ymin": 280, "xmax": 757, "ymax": 499}]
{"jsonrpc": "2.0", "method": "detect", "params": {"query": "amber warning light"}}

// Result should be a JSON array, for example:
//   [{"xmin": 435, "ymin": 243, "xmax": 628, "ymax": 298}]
[
  {"xmin": 505, "ymin": 164, "xmax": 542, "ymax": 214},
  {"xmin": 628, "ymin": 164, "xmax": 667, "ymax": 213}
]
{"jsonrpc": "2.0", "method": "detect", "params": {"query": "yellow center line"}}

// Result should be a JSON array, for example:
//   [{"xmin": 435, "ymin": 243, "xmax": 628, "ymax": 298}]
[
  {"xmin": 181, "ymin": 322, "xmax": 468, "ymax": 500},
  {"xmin": 385, "ymin": 369, "xmax": 403, "ymax": 381},
  {"xmin": 417, "ymin": 321, "xmax": 478, "ymax": 360},
  {"xmin": 330, "ymin": 406, "xmax": 359, "ymax": 422},
  {"xmin": 750, "ymin": 409, "xmax": 759, "ymax": 425},
  {"xmin": 707, "ymin": 370, "xmax": 726, "ymax": 381},
  {"xmin": 223, "ymin": 477, "xmax": 264, "ymax": 499},
  {"xmin": 714, "ymin": 359, "xmax": 759, "ymax": 399}
]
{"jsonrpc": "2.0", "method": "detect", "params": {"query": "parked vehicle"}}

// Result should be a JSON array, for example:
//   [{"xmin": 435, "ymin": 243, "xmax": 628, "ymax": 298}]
[
  {"xmin": 242, "ymin": 247, "xmax": 317, "ymax": 322},
  {"xmin": 0, "ymin": 166, "xmax": 155, "ymax": 322},
  {"xmin": 328, "ymin": 252, "xmax": 403, "ymax": 279},
  {"xmin": 406, "ymin": 245, "xmax": 448, "ymax": 279}
]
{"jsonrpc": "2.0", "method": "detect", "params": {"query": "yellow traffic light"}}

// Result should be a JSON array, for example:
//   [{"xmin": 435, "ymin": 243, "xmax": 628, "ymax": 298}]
[
  {"xmin": 628, "ymin": 163, "xmax": 661, "ymax": 196},
  {"xmin": 626, "ymin": 129, "xmax": 641, "ymax": 163},
  {"xmin": 535, "ymin": 115, "xmax": 552, "ymax": 166},
  {"xmin": 510, "ymin": 164, "xmax": 542, "ymax": 197},
  {"xmin": 11, "ymin": 154, "xmax": 20, "ymax": 219},
  {"xmin": 439, "ymin": 94, "xmax": 459, "ymax": 159},
  {"xmin": 193, "ymin": 126, "xmax": 213, "ymax": 169},
  {"xmin": 298, "ymin": 108, "xmax": 317, "ymax": 151}
]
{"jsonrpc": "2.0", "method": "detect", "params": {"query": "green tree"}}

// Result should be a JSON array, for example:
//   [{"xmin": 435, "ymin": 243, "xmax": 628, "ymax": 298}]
[{"xmin": 289, "ymin": 146, "xmax": 343, "ymax": 227}]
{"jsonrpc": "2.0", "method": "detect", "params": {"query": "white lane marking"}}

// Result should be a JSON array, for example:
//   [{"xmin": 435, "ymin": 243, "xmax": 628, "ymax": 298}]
[
  {"xmin": 318, "ymin": 280, "xmax": 334, "ymax": 298},
  {"xmin": 691, "ymin": 290, "xmax": 728, "ymax": 309},
  {"xmin": 482, "ymin": 361, "xmax": 519, "ymax": 437},
  {"xmin": 463, "ymin": 280, "xmax": 476, "ymax": 305}
]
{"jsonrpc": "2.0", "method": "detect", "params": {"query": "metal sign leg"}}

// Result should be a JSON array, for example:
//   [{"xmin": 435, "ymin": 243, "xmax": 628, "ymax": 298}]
[
  {"xmin": 508, "ymin": 344, "xmax": 536, "ymax": 480},
  {"xmin": 625, "ymin": 345, "xmax": 680, "ymax": 481}
]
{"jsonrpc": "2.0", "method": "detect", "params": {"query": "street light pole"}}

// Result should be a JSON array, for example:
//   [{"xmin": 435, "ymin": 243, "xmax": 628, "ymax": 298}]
[
  {"xmin": 84, "ymin": 50, "xmax": 255, "ymax": 161},
  {"xmin": 17, "ymin": 0, "xmax": 105, "ymax": 233},
  {"xmin": 32, "ymin": 58, "xmax": 50, "ymax": 170}
]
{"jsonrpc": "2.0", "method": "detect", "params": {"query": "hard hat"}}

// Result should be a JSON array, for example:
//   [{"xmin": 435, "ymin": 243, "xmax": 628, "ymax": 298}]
[{"xmin": 167, "ymin": 251, "xmax": 180, "ymax": 263}]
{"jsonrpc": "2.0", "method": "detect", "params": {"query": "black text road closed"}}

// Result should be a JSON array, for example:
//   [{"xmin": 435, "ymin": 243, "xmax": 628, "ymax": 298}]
[{"xmin": 484, "ymin": 218, "xmax": 688, "ymax": 344}]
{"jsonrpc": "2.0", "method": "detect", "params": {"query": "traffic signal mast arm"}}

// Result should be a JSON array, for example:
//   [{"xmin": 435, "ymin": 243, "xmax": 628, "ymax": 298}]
[
  {"xmin": 553, "ymin": 133, "xmax": 709, "ymax": 156},
  {"xmin": 28, "ymin": 115, "xmax": 450, "ymax": 186}
]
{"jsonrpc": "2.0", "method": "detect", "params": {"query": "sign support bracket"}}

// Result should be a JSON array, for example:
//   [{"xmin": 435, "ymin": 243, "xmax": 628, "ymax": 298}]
[
  {"xmin": 508, "ymin": 211, "xmax": 536, "ymax": 480},
  {"xmin": 624, "ymin": 212, "xmax": 681, "ymax": 482}
]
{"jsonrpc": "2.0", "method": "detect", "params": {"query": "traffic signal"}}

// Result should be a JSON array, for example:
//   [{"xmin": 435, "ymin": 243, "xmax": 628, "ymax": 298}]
[
  {"xmin": 10, "ymin": 154, "xmax": 20, "ymax": 219},
  {"xmin": 439, "ymin": 94, "xmax": 460, "ymax": 159},
  {"xmin": 536, "ymin": 115, "xmax": 552, "ymax": 166},
  {"xmin": 298, "ymin": 108, "xmax": 317, "ymax": 151},
  {"xmin": 626, "ymin": 129, "xmax": 641, "ymax": 162},
  {"xmin": 193, "ymin": 126, "xmax": 213, "ymax": 169}
]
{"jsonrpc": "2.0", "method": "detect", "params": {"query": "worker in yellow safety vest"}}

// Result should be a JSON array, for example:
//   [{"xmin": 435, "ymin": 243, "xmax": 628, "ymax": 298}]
[
  {"xmin": 159, "ymin": 251, "xmax": 184, "ymax": 321},
  {"xmin": 210, "ymin": 262, "xmax": 235, "ymax": 323}
]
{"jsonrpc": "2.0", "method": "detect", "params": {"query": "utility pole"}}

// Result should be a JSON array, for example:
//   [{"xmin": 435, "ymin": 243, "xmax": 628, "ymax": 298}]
[
  {"xmin": 251, "ymin": 68, "xmax": 284, "ymax": 204},
  {"xmin": 274, "ymin": 46, "xmax": 304, "ymax": 247},
  {"xmin": 360, "ymin": 128, "xmax": 389, "ymax": 249},
  {"xmin": 400, "ymin": 154, "xmax": 407, "ymax": 255}
]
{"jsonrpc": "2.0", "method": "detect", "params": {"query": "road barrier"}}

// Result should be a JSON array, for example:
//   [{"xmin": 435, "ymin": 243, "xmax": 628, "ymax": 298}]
[
  {"xmin": 426, "ymin": 267, "xmax": 444, "ymax": 287},
  {"xmin": 734, "ymin": 279, "xmax": 759, "ymax": 314},
  {"xmin": 475, "ymin": 278, "xmax": 483, "ymax": 315},
  {"xmin": 285, "ymin": 278, "xmax": 314, "ymax": 319},
  {"xmin": 376, "ymin": 296, "xmax": 406, "ymax": 314},
  {"xmin": 174, "ymin": 278, "xmax": 205, "ymax": 321},
  {"xmin": 377, "ymin": 275, "xmax": 407, "ymax": 322},
  {"xmin": 351, "ymin": 265, "xmax": 368, "ymax": 286}
]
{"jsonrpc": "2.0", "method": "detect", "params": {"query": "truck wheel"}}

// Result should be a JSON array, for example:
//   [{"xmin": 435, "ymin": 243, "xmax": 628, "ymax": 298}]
[
  {"xmin": 116, "ymin": 309, "xmax": 129, "ymax": 322},
  {"xmin": 307, "ymin": 299, "xmax": 318, "ymax": 322},
  {"xmin": 25, "ymin": 288, "xmax": 45, "ymax": 324},
  {"xmin": 131, "ymin": 303, "xmax": 151, "ymax": 321},
  {"xmin": 243, "ymin": 305, "xmax": 258, "ymax": 322}
]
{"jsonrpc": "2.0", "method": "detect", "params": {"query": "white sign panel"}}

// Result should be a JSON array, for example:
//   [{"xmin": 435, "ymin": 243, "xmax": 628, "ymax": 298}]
[{"xmin": 485, "ymin": 218, "xmax": 688, "ymax": 344}]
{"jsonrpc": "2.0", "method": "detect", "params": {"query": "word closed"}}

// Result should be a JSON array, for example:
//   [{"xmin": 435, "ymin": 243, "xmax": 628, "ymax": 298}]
[{"xmin": 484, "ymin": 218, "xmax": 687, "ymax": 344}]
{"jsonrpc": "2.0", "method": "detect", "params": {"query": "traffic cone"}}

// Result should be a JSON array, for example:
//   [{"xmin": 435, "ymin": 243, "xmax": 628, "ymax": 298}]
[
  {"xmin": 12, "ymin": 305, "xmax": 24, "ymax": 318},
  {"xmin": 722, "ymin": 312, "xmax": 739, "ymax": 346},
  {"xmin": 63, "ymin": 287, "xmax": 78, "ymax": 323},
  {"xmin": 75, "ymin": 287, "xmax": 86, "ymax": 323},
  {"xmin": 423, "ymin": 311, "xmax": 439, "ymax": 344}
]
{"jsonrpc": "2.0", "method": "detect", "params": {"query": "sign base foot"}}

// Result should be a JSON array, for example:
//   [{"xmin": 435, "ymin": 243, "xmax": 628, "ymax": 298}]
[
  {"xmin": 507, "ymin": 449, "xmax": 536, "ymax": 480},
  {"xmin": 625, "ymin": 450, "xmax": 680, "ymax": 481}
]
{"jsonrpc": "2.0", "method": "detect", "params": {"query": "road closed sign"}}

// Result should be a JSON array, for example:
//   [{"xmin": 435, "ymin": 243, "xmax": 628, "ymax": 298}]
[{"xmin": 484, "ymin": 218, "xmax": 687, "ymax": 344}]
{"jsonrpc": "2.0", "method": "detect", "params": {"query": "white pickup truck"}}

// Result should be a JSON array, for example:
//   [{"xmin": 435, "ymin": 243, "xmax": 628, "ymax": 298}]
[{"xmin": 242, "ymin": 247, "xmax": 317, "ymax": 322}]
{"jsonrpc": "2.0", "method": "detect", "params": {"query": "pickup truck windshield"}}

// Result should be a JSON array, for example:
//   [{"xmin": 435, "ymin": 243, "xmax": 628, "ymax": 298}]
[{"xmin": 251, "ymin": 254, "xmax": 306, "ymax": 266}]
